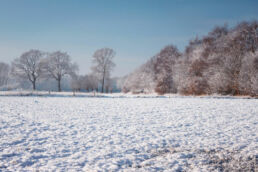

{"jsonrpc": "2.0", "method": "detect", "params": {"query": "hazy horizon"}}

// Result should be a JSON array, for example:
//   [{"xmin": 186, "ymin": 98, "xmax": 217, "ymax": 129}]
[{"xmin": 0, "ymin": 0, "xmax": 257, "ymax": 77}]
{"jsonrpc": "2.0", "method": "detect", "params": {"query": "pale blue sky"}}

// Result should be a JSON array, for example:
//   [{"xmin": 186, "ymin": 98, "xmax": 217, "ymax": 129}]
[{"xmin": 0, "ymin": 0, "xmax": 257, "ymax": 76}]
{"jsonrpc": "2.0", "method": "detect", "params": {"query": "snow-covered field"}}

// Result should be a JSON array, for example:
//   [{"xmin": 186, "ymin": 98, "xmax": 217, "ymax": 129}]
[{"xmin": 0, "ymin": 96, "xmax": 257, "ymax": 171}]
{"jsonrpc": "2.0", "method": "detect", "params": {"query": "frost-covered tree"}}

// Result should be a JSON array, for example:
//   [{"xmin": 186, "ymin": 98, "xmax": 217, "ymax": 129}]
[
  {"xmin": 71, "ymin": 74, "xmax": 98, "ymax": 92},
  {"xmin": 176, "ymin": 20, "xmax": 257, "ymax": 95},
  {"xmin": 116, "ymin": 20, "xmax": 258, "ymax": 96},
  {"xmin": 238, "ymin": 51, "xmax": 258, "ymax": 95},
  {"xmin": 70, "ymin": 74, "xmax": 85, "ymax": 91},
  {"xmin": 11, "ymin": 49, "xmax": 44, "ymax": 90},
  {"xmin": 84, "ymin": 74, "xmax": 99, "ymax": 91},
  {"xmin": 122, "ymin": 58, "xmax": 156, "ymax": 93},
  {"xmin": 91, "ymin": 48, "xmax": 115, "ymax": 93},
  {"xmin": 217, "ymin": 21, "xmax": 257, "ymax": 95},
  {"xmin": 0, "ymin": 62, "xmax": 10, "ymax": 87},
  {"xmin": 123, "ymin": 45, "xmax": 181, "ymax": 94},
  {"xmin": 43, "ymin": 51, "xmax": 78, "ymax": 92},
  {"xmin": 154, "ymin": 45, "xmax": 181, "ymax": 94}
]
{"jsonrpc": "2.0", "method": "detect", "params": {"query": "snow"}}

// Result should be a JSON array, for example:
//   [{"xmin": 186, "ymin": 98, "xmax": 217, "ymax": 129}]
[
  {"xmin": 0, "ymin": 96, "xmax": 257, "ymax": 171},
  {"xmin": 0, "ymin": 91, "xmax": 256, "ymax": 99}
]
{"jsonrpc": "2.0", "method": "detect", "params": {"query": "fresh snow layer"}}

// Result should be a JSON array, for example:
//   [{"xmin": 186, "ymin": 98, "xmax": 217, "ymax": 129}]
[
  {"xmin": 0, "ymin": 97, "xmax": 257, "ymax": 171},
  {"xmin": 0, "ymin": 91, "xmax": 256, "ymax": 99}
]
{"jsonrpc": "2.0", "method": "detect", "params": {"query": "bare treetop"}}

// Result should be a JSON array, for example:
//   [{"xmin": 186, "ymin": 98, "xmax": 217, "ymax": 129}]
[
  {"xmin": 44, "ymin": 51, "xmax": 77, "ymax": 79},
  {"xmin": 92, "ymin": 48, "xmax": 116, "ymax": 74},
  {"xmin": 92, "ymin": 48, "xmax": 116, "ymax": 93},
  {"xmin": 43, "ymin": 51, "xmax": 78, "ymax": 91},
  {"xmin": 11, "ymin": 49, "xmax": 44, "ymax": 90}
]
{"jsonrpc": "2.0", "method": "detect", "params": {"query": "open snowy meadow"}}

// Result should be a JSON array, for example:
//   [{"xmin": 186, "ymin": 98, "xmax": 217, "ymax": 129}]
[{"xmin": 0, "ymin": 95, "xmax": 257, "ymax": 171}]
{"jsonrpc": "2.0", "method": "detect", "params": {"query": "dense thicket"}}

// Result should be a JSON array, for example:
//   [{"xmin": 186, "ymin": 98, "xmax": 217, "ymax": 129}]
[{"xmin": 122, "ymin": 20, "xmax": 258, "ymax": 96}]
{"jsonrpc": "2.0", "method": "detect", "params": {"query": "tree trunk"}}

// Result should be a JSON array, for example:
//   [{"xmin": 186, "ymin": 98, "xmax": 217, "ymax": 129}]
[
  {"xmin": 58, "ymin": 79, "xmax": 61, "ymax": 92},
  {"xmin": 101, "ymin": 75, "xmax": 105, "ymax": 93},
  {"xmin": 101, "ymin": 68, "xmax": 106, "ymax": 93},
  {"xmin": 105, "ymin": 86, "xmax": 109, "ymax": 93},
  {"xmin": 32, "ymin": 81, "xmax": 36, "ymax": 90}
]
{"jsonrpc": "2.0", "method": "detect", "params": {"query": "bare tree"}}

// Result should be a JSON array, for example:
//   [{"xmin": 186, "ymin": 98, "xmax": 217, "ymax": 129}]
[
  {"xmin": 83, "ymin": 74, "xmax": 99, "ymax": 91},
  {"xmin": 43, "ymin": 51, "xmax": 78, "ymax": 92},
  {"xmin": 91, "ymin": 48, "xmax": 116, "ymax": 93},
  {"xmin": 0, "ymin": 62, "xmax": 10, "ymax": 88},
  {"xmin": 70, "ymin": 74, "xmax": 84, "ymax": 91},
  {"xmin": 11, "ymin": 49, "xmax": 44, "ymax": 90},
  {"xmin": 71, "ymin": 74, "xmax": 99, "ymax": 92}
]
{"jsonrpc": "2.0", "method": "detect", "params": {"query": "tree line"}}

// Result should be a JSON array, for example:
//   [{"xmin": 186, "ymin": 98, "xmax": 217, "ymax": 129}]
[
  {"xmin": 0, "ymin": 48, "xmax": 116, "ymax": 92},
  {"xmin": 122, "ymin": 20, "xmax": 258, "ymax": 96},
  {"xmin": 1, "ymin": 20, "xmax": 257, "ymax": 96}
]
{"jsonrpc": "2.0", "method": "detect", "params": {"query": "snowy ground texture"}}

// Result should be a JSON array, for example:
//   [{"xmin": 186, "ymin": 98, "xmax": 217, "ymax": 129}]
[{"xmin": 0, "ymin": 95, "xmax": 257, "ymax": 171}]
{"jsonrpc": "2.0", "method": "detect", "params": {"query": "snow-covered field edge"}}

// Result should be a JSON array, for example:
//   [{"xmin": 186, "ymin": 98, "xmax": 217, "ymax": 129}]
[{"xmin": 0, "ymin": 91, "xmax": 257, "ymax": 99}]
